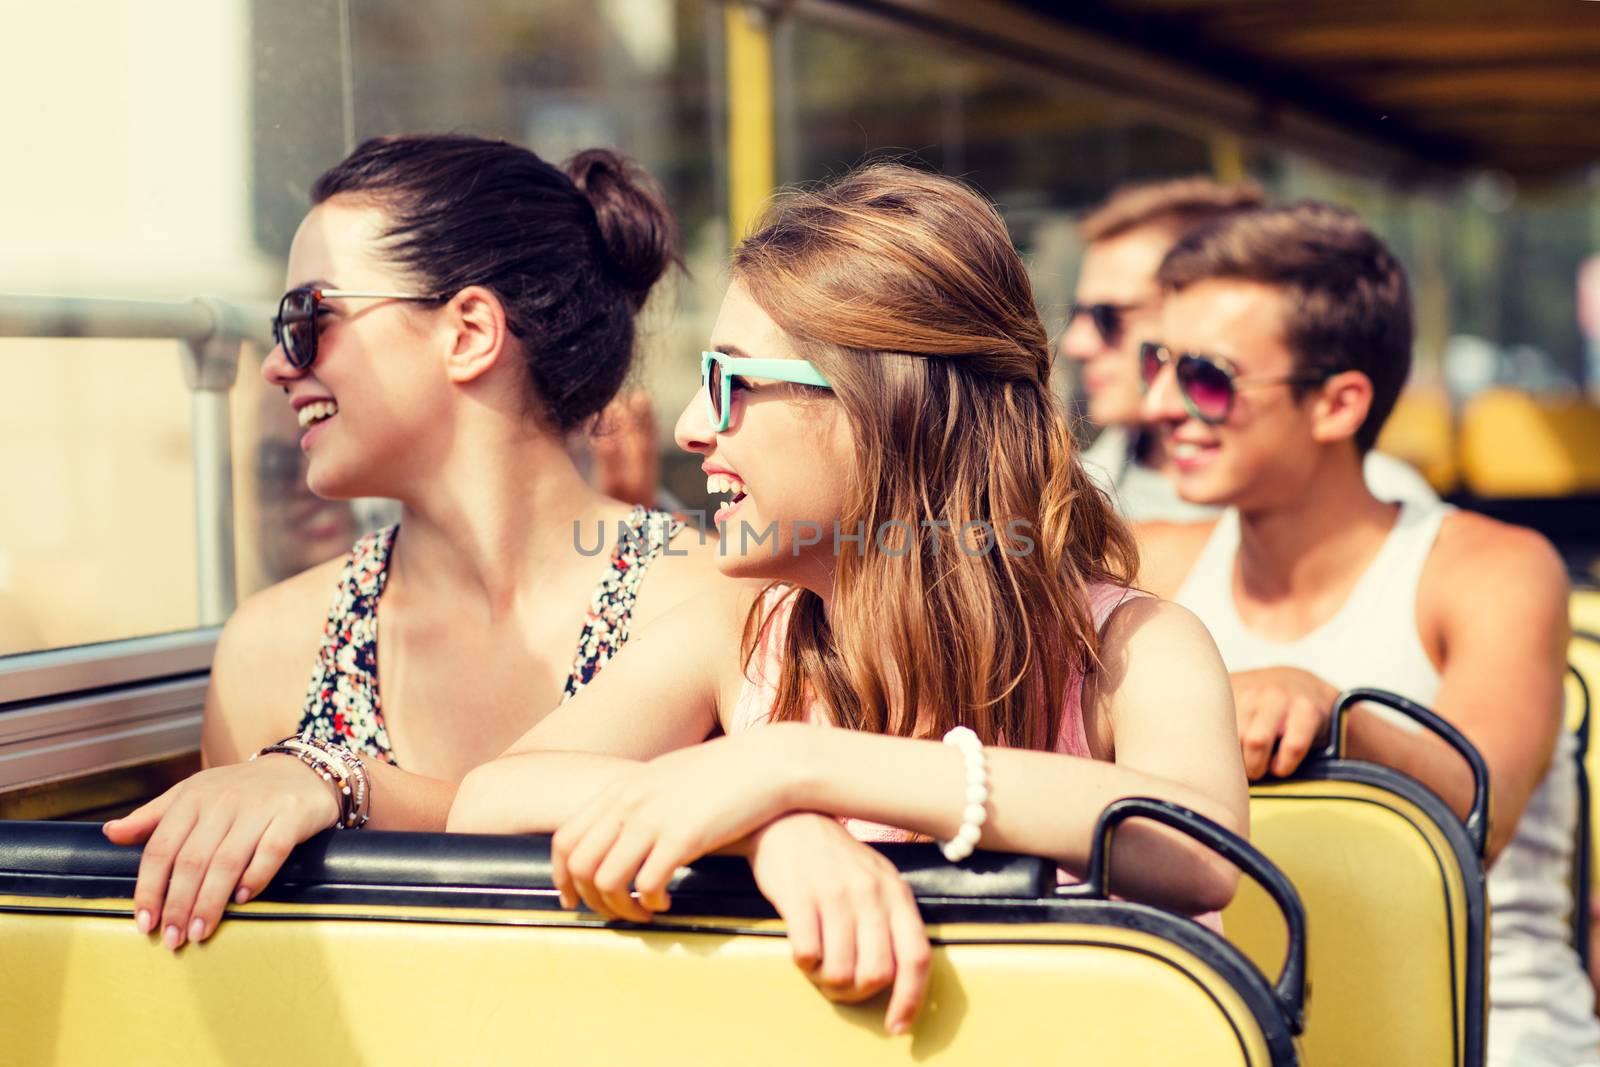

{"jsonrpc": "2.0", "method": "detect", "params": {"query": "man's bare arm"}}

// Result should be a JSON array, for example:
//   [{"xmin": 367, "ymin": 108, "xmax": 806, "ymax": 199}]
[{"xmin": 1362, "ymin": 513, "xmax": 1571, "ymax": 864}]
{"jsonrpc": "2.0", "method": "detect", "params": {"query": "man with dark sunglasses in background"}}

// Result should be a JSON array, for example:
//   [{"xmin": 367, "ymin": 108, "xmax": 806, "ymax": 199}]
[
  {"xmin": 1064, "ymin": 176, "xmax": 1435, "ymax": 520},
  {"xmin": 1063, "ymin": 176, "xmax": 1264, "ymax": 521},
  {"xmin": 1135, "ymin": 201, "xmax": 1595, "ymax": 1067}
]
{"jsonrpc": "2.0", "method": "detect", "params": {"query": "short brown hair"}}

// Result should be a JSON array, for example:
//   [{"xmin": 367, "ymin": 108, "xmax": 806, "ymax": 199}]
[
  {"xmin": 1078, "ymin": 176, "xmax": 1264, "ymax": 244},
  {"xmin": 1157, "ymin": 201, "xmax": 1412, "ymax": 452}
]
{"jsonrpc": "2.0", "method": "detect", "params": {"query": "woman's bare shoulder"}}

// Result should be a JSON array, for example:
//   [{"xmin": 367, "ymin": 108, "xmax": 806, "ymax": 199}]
[
  {"xmin": 1093, "ymin": 595, "xmax": 1228, "ymax": 711},
  {"xmin": 630, "ymin": 523, "xmax": 733, "ymax": 629},
  {"xmin": 202, "ymin": 555, "xmax": 346, "ymax": 762}
]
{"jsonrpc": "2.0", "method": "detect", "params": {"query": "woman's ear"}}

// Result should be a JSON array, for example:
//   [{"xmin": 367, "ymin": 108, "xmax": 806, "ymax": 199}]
[
  {"xmin": 442, "ymin": 285, "xmax": 510, "ymax": 384},
  {"xmin": 1309, "ymin": 369, "xmax": 1373, "ymax": 446}
]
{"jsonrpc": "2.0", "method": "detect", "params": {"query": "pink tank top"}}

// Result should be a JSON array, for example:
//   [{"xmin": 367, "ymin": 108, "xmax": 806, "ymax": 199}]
[
  {"xmin": 726, "ymin": 581, "xmax": 1142, "ymax": 841},
  {"xmin": 724, "ymin": 581, "xmax": 1224, "ymax": 932}
]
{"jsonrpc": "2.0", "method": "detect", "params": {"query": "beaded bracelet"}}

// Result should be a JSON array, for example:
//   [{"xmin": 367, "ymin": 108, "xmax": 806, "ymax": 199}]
[
  {"xmin": 939, "ymin": 725, "xmax": 989, "ymax": 863},
  {"xmin": 286, "ymin": 735, "xmax": 371, "ymax": 830},
  {"xmin": 252, "ymin": 736, "xmax": 370, "ymax": 830},
  {"xmin": 254, "ymin": 742, "xmax": 353, "ymax": 826}
]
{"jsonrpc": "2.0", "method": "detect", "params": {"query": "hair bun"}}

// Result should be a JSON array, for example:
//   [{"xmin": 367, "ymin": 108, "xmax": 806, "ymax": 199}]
[{"xmin": 566, "ymin": 148, "xmax": 680, "ymax": 310}]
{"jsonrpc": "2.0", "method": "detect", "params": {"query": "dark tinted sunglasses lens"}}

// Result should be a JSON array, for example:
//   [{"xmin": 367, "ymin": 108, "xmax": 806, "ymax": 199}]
[
  {"xmin": 1177, "ymin": 356, "xmax": 1234, "ymax": 422},
  {"xmin": 1139, "ymin": 343, "xmax": 1163, "ymax": 385},
  {"xmin": 1090, "ymin": 305, "xmax": 1121, "ymax": 345},
  {"xmin": 279, "ymin": 291, "xmax": 317, "ymax": 368},
  {"xmin": 707, "ymin": 358, "xmax": 724, "ymax": 424}
]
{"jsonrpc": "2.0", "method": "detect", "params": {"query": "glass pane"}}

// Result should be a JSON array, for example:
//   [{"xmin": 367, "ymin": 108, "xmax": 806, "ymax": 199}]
[
  {"xmin": 0, "ymin": 1, "xmax": 276, "ymax": 660},
  {"xmin": 230, "ymin": 345, "xmax": 376, "ymax": 595},
  {"xmin": 0, "ymin": 0, "xmax": 723, "ymax": 660},
  {"xmin": 781, "ymin": 17, "xmax": 1214, "ymax": 411},
  {"xmin": 0, "ymin": 340, "xmax": 198, "ymax": 655},
  {"xmin": 255, "ymin": 0, "xmax": 726, "ymax": 519}
]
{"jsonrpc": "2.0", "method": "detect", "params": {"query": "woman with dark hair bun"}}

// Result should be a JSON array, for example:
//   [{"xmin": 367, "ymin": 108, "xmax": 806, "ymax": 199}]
[{"xmin": 104, "ymin": 134, "xmax": 727, "ymax": 948}]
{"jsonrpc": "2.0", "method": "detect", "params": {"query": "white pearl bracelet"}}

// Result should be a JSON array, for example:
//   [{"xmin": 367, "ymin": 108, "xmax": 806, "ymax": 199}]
[{"xmin": 939, "ymin": 725, "xmax": 989, "ymax": 863}]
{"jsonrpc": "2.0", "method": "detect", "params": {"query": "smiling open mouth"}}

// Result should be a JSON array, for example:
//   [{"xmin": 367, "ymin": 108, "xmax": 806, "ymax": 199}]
[
  {"xmin": 297, "ymin": 400, "xmax": 339, "ymax": 429},
  {"xmin": 707, "ymin": 472, "xmax": 748, "ymax": 513}
]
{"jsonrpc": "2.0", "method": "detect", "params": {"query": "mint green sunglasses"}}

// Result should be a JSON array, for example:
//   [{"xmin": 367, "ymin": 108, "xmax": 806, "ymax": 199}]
[{"xmin": 700, "ymin": 350, "xmax": 832, "ymax": 432}]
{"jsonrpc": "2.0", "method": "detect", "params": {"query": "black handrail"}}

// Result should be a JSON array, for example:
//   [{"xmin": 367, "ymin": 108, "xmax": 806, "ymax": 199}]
[
  {"xmin": 1082, "ymin": 796, "xmax": 1307, "ymax": 1036},
  {"xmin": 1323, "ymin": 687, "xmax": 1491, "ymax": 857},
  {"xmin": 0, "ymin": 821, "xmax": 1055, "ymax": 904},
  {"xmin": 1569, "ymin": 657, "xmax": 1594, "ymax": 967}
]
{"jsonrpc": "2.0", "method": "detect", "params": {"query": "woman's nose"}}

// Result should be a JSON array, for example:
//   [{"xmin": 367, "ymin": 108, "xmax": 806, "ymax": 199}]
[
  {"xmin": 261, "ymin": 339, "xmax": 307, "ymax": 389},
  {"xmin": 673, "ymin": 387, "xmax": 714, "ymax": 455}
]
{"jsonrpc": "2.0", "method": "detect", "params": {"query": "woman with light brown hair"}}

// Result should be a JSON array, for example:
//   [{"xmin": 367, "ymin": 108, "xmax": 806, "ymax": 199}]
[{"xmin": 449, "ymin": 163, "xmax": 1249, "ymax": 1034}]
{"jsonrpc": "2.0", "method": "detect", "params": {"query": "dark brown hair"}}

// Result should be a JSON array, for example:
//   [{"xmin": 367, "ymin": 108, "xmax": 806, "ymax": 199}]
[
  {"xmin": 311, "ymin": 134, "xmax": 680, "ymax": 433},
  {"xmin": 1078, "ymin": 176, "xmax": 1264, "ymax": 244},
  {"xmin": 732, "ymin": 163, "xmax": 1138, "ymax": 751},
  {"xmin": 1157, "ymin": 200, "xmax": 1412, "ymax": 452}
]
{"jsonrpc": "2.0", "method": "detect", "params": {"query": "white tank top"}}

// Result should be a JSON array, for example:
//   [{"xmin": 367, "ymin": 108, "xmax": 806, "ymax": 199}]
[{"xmin": 1176, "ymin": 500, "xmax": 1599, "ymax": 1066}]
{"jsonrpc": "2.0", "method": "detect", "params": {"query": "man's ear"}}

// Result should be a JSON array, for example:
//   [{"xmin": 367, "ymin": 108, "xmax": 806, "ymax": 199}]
[
  {"xmin": 442, "ymin": 285, "xmax": 510, "ymax": 385},
  {"xmin": 1309, "ymin": 369, "xmax": 1373, "ymax": 446}
]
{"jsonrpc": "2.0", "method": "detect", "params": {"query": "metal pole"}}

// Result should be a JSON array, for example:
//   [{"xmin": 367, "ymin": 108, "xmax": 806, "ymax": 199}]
[
  {"xmin": 0, "ymin": 294, "xmax": 216, "ymax": 343},
  {"xmin": 0, "ymin": 292, "xmax": 272, "ymax": 348},
  {"xmin": 180, "ymin": 298, "xmax": 244, "ymax": 627},
  {"xmin": 726, "ymin": 1, "xmax": 777, "ymax": 244},
  {"xmin": 188, "ymin": 388, "xmax": 236, "ymax": 626},
  {"xmin": 0, "ymin": 291, "xmax": 265, "ymax": 627}
]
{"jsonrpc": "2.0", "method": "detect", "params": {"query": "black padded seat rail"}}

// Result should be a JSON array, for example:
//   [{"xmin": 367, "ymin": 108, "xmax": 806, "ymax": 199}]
[
  {"xmin": 1570, "ymin": 655, "xmax": 1594, "ymax": 967},
  {"xmin": 0, "ymin": 821, "xmax": 1055, "ymax": 910},
  {"xmin": 1327, "ymin": 687, "xmax": 1489, "ymax": 856}
]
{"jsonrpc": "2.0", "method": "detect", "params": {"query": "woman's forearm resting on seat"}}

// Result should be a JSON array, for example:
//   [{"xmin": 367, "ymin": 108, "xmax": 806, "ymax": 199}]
[
  {"xmin": 762, "ymin": 723, "xmax": 1243, "ymax": 914},
  {"xmin": 447, "ymin": 751, "xmax": 641, "ymax": 833}
]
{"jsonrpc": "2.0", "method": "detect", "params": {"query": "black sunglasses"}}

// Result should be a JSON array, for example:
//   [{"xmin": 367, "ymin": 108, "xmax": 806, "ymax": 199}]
[
  {"xmin": 1139, "ymin": 341, "xmax": 1331, "ymax": 425},
  {"xmin": 1066, "ymin": 301, "xmax": 1152, "ymax": 347},
  {"xmin": 271, "ymin": 287, "xmax": 439, "ymax": 370}
]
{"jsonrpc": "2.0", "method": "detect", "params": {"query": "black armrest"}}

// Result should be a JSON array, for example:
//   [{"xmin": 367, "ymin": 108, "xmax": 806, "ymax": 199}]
[{"xmin": 0, "ymin": 822, "xmax": 1055, "ymax": 905}]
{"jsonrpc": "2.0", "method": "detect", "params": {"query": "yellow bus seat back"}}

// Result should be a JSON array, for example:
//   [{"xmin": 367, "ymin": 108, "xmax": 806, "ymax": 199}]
[
  {"xmin": 1375, "ymin": 385, "xmax": 1457, "ymax": 495},
  {"xmin": 1224, "ymin": 688, "xmax": 1489, "ymax": 1067},
  {"xmin": 1459, "ymin": 389, "xmax": 1600, "ymax": 498},
  {"xmin": 1574, "ymin": 587, "xmax": 1600, "ymax": 635},
  {"xmin": 0, "ymin": 799, "xmax": 1305, "ymax": 1067}
]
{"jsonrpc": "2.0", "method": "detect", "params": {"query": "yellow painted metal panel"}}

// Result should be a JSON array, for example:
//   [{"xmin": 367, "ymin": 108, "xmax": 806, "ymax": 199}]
[
  {"xmin": 1376, "ymin": 387, "xmax": 1458, "ymax": 495},
  {"xmin": 725, "ymin": 2, "xmax": 776, "ymax": 243},
  {"xmin": 0, "ymin": 897, "xmax": 1279, "ymax": 1066},
  {"xmin": 1209, "ymin": 132, "xmax": 1246, "ymax": 185},
  {"xmin": 1225, "ymin": 779, "xmax": 1475, "ymax": 1066},
  {"xmin": 1460, "ymin": 389, "xmax": 1600, "ymax": 498}
]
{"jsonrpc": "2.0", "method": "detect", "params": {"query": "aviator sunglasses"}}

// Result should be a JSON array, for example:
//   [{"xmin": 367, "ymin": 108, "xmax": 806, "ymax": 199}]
[
  {"xmin": 272, "ymin": 286, "xmax": 440, "ymax": 370},
  {"xmin": 1065, "ymin": 301, "xmax": 1151, "ymax": 347},
  {"xmin": 701, "ymin": 350, "xmax": 832, "ymax": 432},
  {"xmin": 1139, "ymin": 341, "xmax": 1331, "ymax": 425}
]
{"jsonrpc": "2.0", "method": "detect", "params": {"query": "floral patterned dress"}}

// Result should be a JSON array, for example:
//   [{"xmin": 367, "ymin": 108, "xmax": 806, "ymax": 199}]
[{"xmin": 294, "ymin": 506, "xmax": 684, "ymax": 765}]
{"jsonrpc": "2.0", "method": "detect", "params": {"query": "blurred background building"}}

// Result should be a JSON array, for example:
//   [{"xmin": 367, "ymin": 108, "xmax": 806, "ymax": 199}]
[{"xmin": 1, "ymin": 0, "xmax": 1598, "ymax": 660}]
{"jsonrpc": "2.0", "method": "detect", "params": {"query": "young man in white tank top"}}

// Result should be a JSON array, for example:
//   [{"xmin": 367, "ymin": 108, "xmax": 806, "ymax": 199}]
[
  {"xmin": 1135, "ymin": 202, "xmax": 1596, "ymax": 1066},
  {"xmin": 1061, "ymin": 176, "xmax": 1436, "ymax": 522}
]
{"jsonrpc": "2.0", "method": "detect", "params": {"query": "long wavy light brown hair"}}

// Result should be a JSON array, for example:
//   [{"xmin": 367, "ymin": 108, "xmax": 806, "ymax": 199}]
[{"xmin": 734, "ymin": 163, "xmax": 1139, "ymax": 750}]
